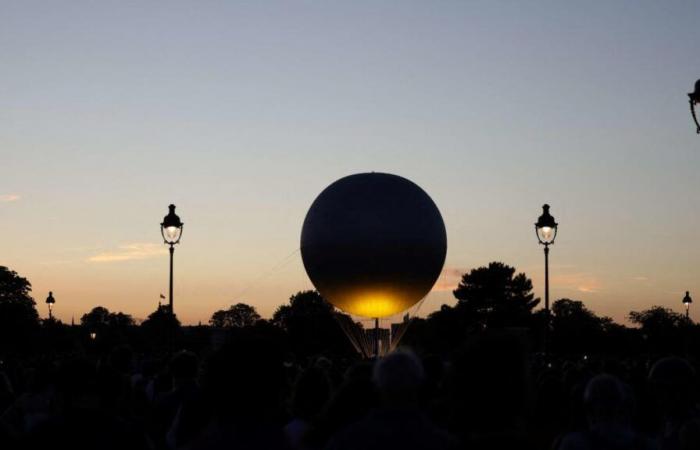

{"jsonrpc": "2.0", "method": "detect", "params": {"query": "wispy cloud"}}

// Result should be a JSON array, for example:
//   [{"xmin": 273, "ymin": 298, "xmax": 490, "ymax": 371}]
[
  {"xmin": 88, "ymin": 243, "xmax": 166, "ymax": 263},
  {"xmin": 40, "ymin": 260, "xmax": 78, "ymax": 266},
  {"xmin": 551, "ymin": 272, "xmax": 602, "ymax": 294},
  {"xmin": 0, "ymin": 194, "xmax": 20, "ymax": 203},
  {"xmin": 431, "ymin": 267, "xmax": 466, "ymax": 292},
  {"xmin": 64, "ymin": 245, "xmax": 105, "ymax": 252},
  {"xmin": 433, "ymin": 266, "xmax": 602, "ymax": 295}
]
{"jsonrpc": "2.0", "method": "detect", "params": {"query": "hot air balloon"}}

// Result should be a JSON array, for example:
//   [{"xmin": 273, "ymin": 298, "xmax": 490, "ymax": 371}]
[{"xmin": 301, "ymin": 172, "xmax": 447, "ymax": 356}]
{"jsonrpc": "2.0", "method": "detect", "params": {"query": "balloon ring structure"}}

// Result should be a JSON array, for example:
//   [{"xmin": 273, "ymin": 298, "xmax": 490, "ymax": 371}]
[{"xmin": 300, "ymin": 172, "xmax": 447, "ymax": 318}]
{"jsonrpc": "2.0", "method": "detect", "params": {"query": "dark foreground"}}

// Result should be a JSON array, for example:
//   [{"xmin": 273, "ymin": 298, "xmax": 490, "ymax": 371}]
[{"xmin": 1, "ymin": 332, "xmax": 699, "ymax": 450}]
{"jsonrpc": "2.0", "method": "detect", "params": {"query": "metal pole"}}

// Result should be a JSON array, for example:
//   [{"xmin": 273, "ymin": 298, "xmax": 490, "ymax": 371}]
[
  {"xmin": 374, "ymin": 317, "xmax": 379, "ymax": 359},
  {"xmin": 169, "ymin": 245, "xmax": 175, "ymax": 315},
  {"xmin": 48, "ymin": 305, "xmax": 52, "ymax": 321},
  {"xmin": 544, "ymin": 244, "xmax": 550, "ymax": 354},
  {"xmin": 685, "ymin": 304, "xmax": 691, "ymax": 357}
]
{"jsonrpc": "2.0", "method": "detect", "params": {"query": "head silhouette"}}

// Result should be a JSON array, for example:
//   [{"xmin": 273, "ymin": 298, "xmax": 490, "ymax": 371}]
[
  {"xmin": 583, "ymin": 374, "xmax": 632, "ymax": 428},
  {"xmin": 373, "ymin": 349, "xmax": 425, "ymax": 407},
  {"xmin": 649, "ymin": 356, "xmax": 697, "ymax": 419}
]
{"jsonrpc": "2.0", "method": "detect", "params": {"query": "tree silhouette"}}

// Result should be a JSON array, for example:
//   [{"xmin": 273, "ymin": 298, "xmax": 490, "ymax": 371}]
[
  {"xmin": 140, "ymin": 304, "xmax": 181, "ymax": 347},
  {"xmin": 0, "ymin": 266, "xmax": 40, "ymax": 353},
  {"xmin": 629, "ymin": 305, "xmax": 686, "ymax": 329},
  {"xmin": 453, "ymin": 262, "xmax": 540, "ymax": 328},
  {"xmin": 272, "ymin": 290, "xmax": 336, "ymax": 328},
  {"xmin": 81, "ymin": 306, "xmax": 135, "ymax": 329},
  {"xmin": 210, "ymin": 303, "xmax": 261, "ymax": 328},
  {"xmin": 81, "ymin": 306, "xmax": 111, "ymax": 328},
  {"xmin": 142, "ymin": 304, "xmax": 180, "ymax": 328},
  {"xmin": 550, "ymin": 298, "xmax": 613, "ymax": 354},
  {"xmin": 272, "ymin": 290, "xmax": 354, "ymax": 357},
  {"xmin": 78, "ymin": 306, "xmax": 135, "ymax": 349},
  {"xmin": 629, "ymin": 305, "xmax": 686, "ymax": 353},
  {"xmin": 108, "ymin": 311, "xmax": 136, "ymax": 328},
  {"xmin": 402, "ymin": 304, "xmax": 470, "ymax": 354}
]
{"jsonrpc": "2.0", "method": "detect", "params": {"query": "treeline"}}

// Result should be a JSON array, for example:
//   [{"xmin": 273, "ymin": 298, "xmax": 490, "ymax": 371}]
[{"xmin": 1, "ymin": 263, "xmax": 698, "ymax": 360}]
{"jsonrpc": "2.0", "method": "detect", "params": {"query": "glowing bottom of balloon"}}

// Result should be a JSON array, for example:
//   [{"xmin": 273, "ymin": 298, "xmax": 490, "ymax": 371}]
[
  {"xmin": 312, "ymin": 282, "xmax": 433, "ymax": 318},
  {"xmin": 341, "ymin": 292, "xmax": 402, "ymax": 318}
]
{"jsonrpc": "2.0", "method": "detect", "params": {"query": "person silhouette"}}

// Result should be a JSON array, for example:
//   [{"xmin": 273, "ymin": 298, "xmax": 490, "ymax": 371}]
[
  {"xmin": 557, "ymin": 374, "xmax": 655, "ymax": 450},
  {"xmin": 285, "ymin": 365, "xmax": 332, "ymax": 449},
  {"xmin": 445, "ymin": 331, "xmax": 534, "ymax": 450},
  {"xmin": 182, "ymin": 337, "xmax": 290, "ymax": 450},
  {"xmin": 326, "ymin": 350, "xmax": 455, "ymax": 450},
  {"xmin": 648, "ymin": 357, "xmax": 699, "ymax": 450}
]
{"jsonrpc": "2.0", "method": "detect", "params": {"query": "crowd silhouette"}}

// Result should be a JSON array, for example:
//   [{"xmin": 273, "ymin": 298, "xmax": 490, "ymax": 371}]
[
  {"xmin": 2, "ymin": 264, "xmax": 700, "ymax": 449},
  {"xmin": 3, "ymin": 331, "xmax": 700, "ymax": 449}
]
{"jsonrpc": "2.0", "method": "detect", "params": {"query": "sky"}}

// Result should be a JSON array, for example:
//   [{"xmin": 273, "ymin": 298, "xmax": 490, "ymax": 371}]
[{"xmin": 1, "ymin": 0, "xmax": 699, "ymax": 325}]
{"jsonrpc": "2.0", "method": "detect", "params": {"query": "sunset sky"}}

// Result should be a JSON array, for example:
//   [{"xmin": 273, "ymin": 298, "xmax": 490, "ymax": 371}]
[{"xmin": 2, "ymin": 1, "xmax": 699, "ymax": 325}]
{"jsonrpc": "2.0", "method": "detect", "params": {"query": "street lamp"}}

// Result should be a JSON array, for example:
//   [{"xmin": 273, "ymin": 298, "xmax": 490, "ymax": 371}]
[
  {"xmin": 161, "ymin": 204, "xmax": 183, "ymax": 315},
  {"xmin": 46, "ymin": 291, "xmax": 55, "ymax": 320},
  {"xmin": 535, "ymin": 204, "xmax": 558, "ymax": 352},
  {"xmin": 683, "ymin": 291, "xmax": 693, "ymax": 320},
  {"xmin": 689, "ymin": 79, "xmax": 700, "ymax": 134}
]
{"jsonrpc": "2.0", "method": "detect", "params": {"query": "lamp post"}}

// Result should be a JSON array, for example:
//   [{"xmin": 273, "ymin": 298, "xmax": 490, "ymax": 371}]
[
  {"xmin": 683, "ymin": 291, "xmax": 693, "ymax": 321},
  {"xmin": 46, "ymin": 291, "xmax": 55, "ymax": 321},
  {"xmin": 161, "ymin": 204, "xmax": 183, "ymax": 315},
  {"xmin": 689, "ymin": 79, "xmax": 700, "ymax": 134},
  {"xmin": 535, "ymin": 204, "xmax": 558, "ymax": 353}
]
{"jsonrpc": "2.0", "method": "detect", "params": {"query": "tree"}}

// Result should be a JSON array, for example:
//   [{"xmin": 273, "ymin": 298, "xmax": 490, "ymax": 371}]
[
  {"xmin": 141, "ymin": 304, "xmax": 181, "ymax": 329},
  {"xmin": 108, "ymin": 311, "xmax": 136, "ymax": 328},
  {"xmin": 272, "ymin": 290, "xmax": 336, "ymax": 328},
  {"xmin": 78, "ymin": 306, "xmax": 135, "ymax": 349},
  {"xmin": 210, "ymin": 303, "xmax": 261, "ymax": 328},
  {"xmin": 0, "ymin": 266, "xmax": 40, "ymax": 353},
  {"xmin": 629, "ymin": 306, "xmax": 685, "ymax": 332},
  {"xmin": 453, "ymin": 262, "xmax": 540, "ymax": 328},
  {"xmin": 551, "ymin": 299, "xmax": 612, "ymax": 354},
  {"xmin": 81, "ymin": 306, "xmax": 111, "ymax": 328},
  {"xmin": 272, "ymin": 290, "xmax": 354, "ymax": 357},
  {"xmin": 629, "ymin": 306, "xmax": 686, "ymax": 353},
  {"xmin": 402, "ymin": 304, "xmax": 470, "ymax": 355},
  {"xmin": 140, "ymin": 304, "xmax": 181, "ymax": 347},
  {"xmin": 81, "ymin": 306, "xmax": 135, "ymax": 329}
]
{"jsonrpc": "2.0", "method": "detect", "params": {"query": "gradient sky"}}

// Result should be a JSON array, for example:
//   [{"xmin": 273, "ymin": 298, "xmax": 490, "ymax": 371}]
[{"xmin": 2, "ymin": 1, "xmax": 699, "ymax": 325}]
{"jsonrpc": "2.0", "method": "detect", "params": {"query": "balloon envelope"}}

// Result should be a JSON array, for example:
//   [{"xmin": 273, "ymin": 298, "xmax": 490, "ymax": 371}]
[{"xmin": 301, "ymin": 173, "xmax": 447, "ymax": 318}]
